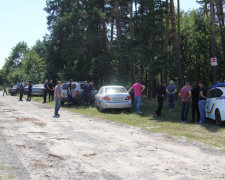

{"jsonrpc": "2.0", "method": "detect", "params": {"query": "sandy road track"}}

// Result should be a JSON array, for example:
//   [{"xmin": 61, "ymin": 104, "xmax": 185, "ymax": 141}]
[{"xmin": 0, "ymin": 95, "xmax": 225, "ymax": 180}]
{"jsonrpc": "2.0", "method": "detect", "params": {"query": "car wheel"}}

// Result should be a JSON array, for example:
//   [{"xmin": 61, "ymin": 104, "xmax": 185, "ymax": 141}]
[
  {"xmin": 61, "ymin": 101, "xmax": 65, "ymax": 106},
  {"xmin": 99, "ymin": 103, "xmax": 105, "ymax": 113},
  {"xmin": 125, "ymin": 108, "xmax": 132, "ymax": 113},
  {"xmin": 215, "ymin": 110, "xmax": 223, "ymax": 126}
]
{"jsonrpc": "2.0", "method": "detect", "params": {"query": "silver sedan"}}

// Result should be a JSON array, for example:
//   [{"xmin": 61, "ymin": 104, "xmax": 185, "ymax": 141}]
[{"xmin": 95, "ymin": 86, "xmax": 132, "ymax": 112}]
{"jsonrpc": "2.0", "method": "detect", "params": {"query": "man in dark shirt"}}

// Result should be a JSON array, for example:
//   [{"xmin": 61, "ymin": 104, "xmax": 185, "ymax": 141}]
[
  {"xmin": 191, "ymin": 83, "xmax": 200, "ymax": 123},
  {"xmin": 43, "ymin": 79, "xmax": 48, "ymax": 103},
  {"xmin": 26, "ymin": 80, "xmax": 33, "ymax": 101},
  {"xmin": 155, "ymin": 82, "xmax": 166, "ymax": 116},
  {"xmin": 48, "ymin": 80, "xmax": 54, "ymax": 102},
  {"xmin": 83, "ymin": 81, "xmax": 93, "ymax": 106},
  {"xmin": 67, "ymin": 79, "xmax": 73, "ymax": 105},
  {"xmin": 198, "ymin": 82, "xmax": 208, "ymax": 124}
]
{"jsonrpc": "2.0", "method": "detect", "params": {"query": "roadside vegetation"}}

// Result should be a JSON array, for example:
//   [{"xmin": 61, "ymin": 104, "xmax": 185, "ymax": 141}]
[{"xmin": 31, "ymin": 96, "xmax": 225, "ymax": 150}]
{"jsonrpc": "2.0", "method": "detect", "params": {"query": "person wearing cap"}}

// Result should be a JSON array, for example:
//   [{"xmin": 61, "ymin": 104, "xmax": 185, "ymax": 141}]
[
  {"xmin": 67, "ymin": 79, "xmax": 73, "ymax": 105},
  {"xmin": 54, "ymin": 81, "xmax": 62, "ymax": 117},
  {"xmin": 26, "ymin": 80, "xmax": 33, "ymax": 101},
  {"xmin": 166, "ymin": 80, "xmax": 177, "ymax": 111},
  {"xmin": 19, "ymin": 80, "xmax": 25, "ymax": 101},
  {"xmin": 83, "ymin": 81, "xmax": 93, "ymax": 106}
]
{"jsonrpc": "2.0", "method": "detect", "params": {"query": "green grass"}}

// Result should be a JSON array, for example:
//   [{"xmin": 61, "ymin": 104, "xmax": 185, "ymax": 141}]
[
  {"xmin": 0, "ymin": 163, "xmax": 14, "ymax": 179},
  {"xmin": 32, "ymin": 97, "xmax": 225, "ymax": 150}
]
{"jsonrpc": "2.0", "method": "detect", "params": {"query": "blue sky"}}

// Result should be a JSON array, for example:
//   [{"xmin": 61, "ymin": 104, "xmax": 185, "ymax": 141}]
[{"xmin": 0, "ymin": 0, "xmax": 200, "ymax": 69}]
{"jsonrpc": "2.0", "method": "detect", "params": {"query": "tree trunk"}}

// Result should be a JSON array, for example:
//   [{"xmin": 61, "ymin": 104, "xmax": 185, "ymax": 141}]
[
  {"xmin": 170, "ymin": 0, "xmax": 184, "ymax": 88},
  {"xmin": 111, "ymin": 16, "xmax": 114, "ymax": 42},
  {"xmin": 163, "ymin": 0, "xmax": 170, "ymax": 83},
  {"xmin": 204, "ymin": 0, "xmax": 208, "ymax": 15},
  {"xmin": 115, "ymin": 0, "xmax": 125, "ymax": 84},
  {"xmin": 215, "ymin": 0, "xmax": 225, "ymax": 62},
  {"xmin": 210, "ymin": 0, "xmax": 217, "ymax": 83},
  {"xmin": 130, "ymin": 0, "xmax": 133, "ymax": 38}
]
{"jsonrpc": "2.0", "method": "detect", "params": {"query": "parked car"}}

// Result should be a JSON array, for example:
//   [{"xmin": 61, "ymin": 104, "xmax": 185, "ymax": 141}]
[
  {"xmin": 60, "ymin": 82, "xmax": 97, "ymax": 105},
  {"xmin": 206, "ymin": 87, "xmax": 225, "ymax": 126},
  {"xmin": 9, "ymin": 85, "xmax": 18, "ymax": 96},
  {"xmin": 24, "ymin": 84, "xmax": 44, "ymax": 96},
  {"xmin": 95, "ymin": 86, "xmax": 132, "ymax": 112}
]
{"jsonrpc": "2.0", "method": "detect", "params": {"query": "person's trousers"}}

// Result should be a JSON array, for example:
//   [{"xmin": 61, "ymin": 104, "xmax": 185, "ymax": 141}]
[
  {"xmin": 198, "ymin": 100, "xmax": 207, "ymax": 123},
  {"xmin": 192, "ymin": 100, "xmax": 200, "ymax": 122},
  {"xmin": 3, "ymin": 89, "xmax": 7, "ymax": 96},
  {"xmin": 181, "ymin": 102, "xmax": 190, "ymax": 121},
  {"xmin": 19, "ymin": 89, "xmax": 24, "ymax": 101},
  {"xmin": 49, "ymin": 91, "xmax": 54, "ymax": 101},
  {"xmin": 168, "ymin": 94, "xmax": 175, "ymax": 109},
  {"xmin": 134, "ymin": 96, "xmax": 142, "ymax": 113},
  {"xmin": 43, "ymin": 90, "xmax": 48, "ymax": 103},
  {"xmin": 27, "ymin": 91, "xmax": 32, "ymax": 101},
  {"xmin": 67, "ymin": 93, "xmax": 73, "ymax": 104},
  {"xmin": 156, "ymin": 96, "xmax": 164, "ymax": 116},
  {"xmin": 83, "ymin": 93, "xmax": 91, "ymax": 105},
  {"xmin": 55, "ymin": 99, "xmax": 61, "ymax": 116}
]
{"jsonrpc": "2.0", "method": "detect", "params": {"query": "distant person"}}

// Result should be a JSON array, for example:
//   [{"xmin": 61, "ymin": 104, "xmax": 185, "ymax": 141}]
[
  {"xmin": 67, "ymin": 79, "xmax": 73, "ymax": 105},
  {"xmin": 198, "ymin": 82, "xmax": 208, "ymax": 124},
  {"xmin": 155, "ymin": 82, "xmax": 166, "ymax": 116},
  {"xmin": 19, "ymin": 80, "xmax": 25, "ymax": 101},
  {"xmin": 3, "ymin": 83, "xmax": 7, "ymax": 96},
  {"xmin": 54, "ymin": 81, "xmax": 62, "ymax": 118},
  {"xmin": 43, "ymin": 79, "xmax": 49, "ymax": 103},
  {"xmin": 191, "ymin": 83, "xmax": 200, "ymax": 123},
  {"xmin": 128, "ymin": 80, "xmax": 145, "ymax": 114},
  {"xmin": 179, "ymin": 82, "xmax": 192, "ymax": 122},
  {"xmin": 26, "ymin": 80, "xmax": 33, "ymax": 101},
  {"xmin": 16, "ymin": 81, "xmax": 20, "ymax": 94},
  {"xmin": 83, "ymin": 81, "xmax": 93, "ymax": 106},
  {"xmin": 48, "ymin": 80, "xmax": 54, "ymax": 102},
  {"xmin": 166, "ymin": 80, "xmax": 177, "ymax": 111}
]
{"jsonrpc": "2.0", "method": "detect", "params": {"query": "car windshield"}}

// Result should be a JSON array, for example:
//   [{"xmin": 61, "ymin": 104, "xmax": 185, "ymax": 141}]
[
  {"xmin": 105, "ymin": 87, "xmax": 127, "ymax": 94},
  {"xmin": 33, "ymin": 84, "xmax": 43, "ymax": 88},
  {"xmin": 12, "ymin": 85, "xmax": 17, "ymax": 89},
  {"xmin": 62, "ymin": 83, "xmax": 77, "ymax": 90}
]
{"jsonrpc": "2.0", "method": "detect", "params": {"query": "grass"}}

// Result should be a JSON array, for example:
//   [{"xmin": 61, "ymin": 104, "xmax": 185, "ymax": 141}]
[
  {"xmin": 30, "ymin": 96, "xmax": 225, "ymax": 150},
  {"xmin": 0, "ymin": 163, "xmax": 14, "ymax": 180}
]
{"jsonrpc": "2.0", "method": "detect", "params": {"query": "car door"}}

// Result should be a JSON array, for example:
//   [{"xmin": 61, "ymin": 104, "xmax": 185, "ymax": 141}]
[
  {"xmin": 95, "ymin": 88, "xmax": 103, "ymax": 106},
  {"xmin": 206, "ymin": 89, "xmax": 217, "ymax": 119}
]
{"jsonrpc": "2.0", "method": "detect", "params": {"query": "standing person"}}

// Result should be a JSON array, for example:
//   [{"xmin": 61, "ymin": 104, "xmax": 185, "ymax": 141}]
[
  {"xmin": 198, "ymin": 82, "xmax": 208, "ymax": 124},
  {"xmin": 54, "ymin": 81, "xmax": 62, "ymax": 118},
  {"xmin": 19, "ymin": 80, "xmax": 25, "ymax": 101},
  {"xmin": 166, "ymin": 80, "xmax": 177, "ymax": 111},
  {"xmin": 67, "ymin": 79, "xmax": 73, "ymax": 105},
  {"xmin": 191, "ymin": 83, "xmax": 200, "ymax": 123},
  {"xmin": 26, "ymin": 80, "xmax": 33, "ymax": 101},
  {"xmin": 43, "ymin": 79, "xmax": 48, "ymax": 103},
  {"xmin": 48, "ymin": 80, "xmax": 54, "ymax": 102},
  {"xmin": 128, "ymin": 80, "xmax": 146, "ymax": 114},
  {"xmin": 3, "ymin": 83, "xmax": 7, "ymax": 96},
  {"xmin": 179, "ymin": 82, "xmax": 192, "ymax": 122},
  {"xmin": 155, "ymin": 82, "xmax": 167, "ymax": 116},
  {"xmin": 16, "ymin": 81, "xmax": 20, "ymax": 94},
  {"xmin": 83, "ymin": 81, "xmax": 93, "ymax": 106}
]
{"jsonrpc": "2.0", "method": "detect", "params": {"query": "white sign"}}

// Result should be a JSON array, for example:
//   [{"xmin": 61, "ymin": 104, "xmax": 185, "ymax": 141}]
[{"xmin": 211, "ymin": 57, "xmax": 218, "ymax": 66}]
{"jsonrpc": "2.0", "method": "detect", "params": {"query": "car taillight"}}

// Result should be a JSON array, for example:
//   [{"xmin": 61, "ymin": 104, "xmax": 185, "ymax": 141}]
[
  {"xmin": 76, "ymin": 90, "xmax": 79, "ymax": 96},
  {"xmin": 103, "ymin": 96, "xmax": 111, "ymax": 101},
  {"xmin": 125, "ymin": 96, "xmax": 132, "ymax": 100}
]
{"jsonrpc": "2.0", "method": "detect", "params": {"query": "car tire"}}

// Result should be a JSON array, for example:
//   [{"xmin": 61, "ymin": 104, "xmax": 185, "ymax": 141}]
[
  {"xmin": 99, "ymin": 103, "xmax": 105, "ymax": 113},
  {"xmin": 61, "ymin": 101, "xmax": 65, "ymax": 106},
  {"xmin": 125, "ymin": 108, "xmax": 132, "ymax": 113},
  {"xmin": 215, "ymin": 110, "xmax": 223, "ymax": 126}
]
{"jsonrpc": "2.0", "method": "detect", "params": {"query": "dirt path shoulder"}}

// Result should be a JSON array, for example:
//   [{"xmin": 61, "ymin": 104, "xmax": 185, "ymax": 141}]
[{"xmin": 0, "ymin": 95, "xmax": 225, "ymax": 180}]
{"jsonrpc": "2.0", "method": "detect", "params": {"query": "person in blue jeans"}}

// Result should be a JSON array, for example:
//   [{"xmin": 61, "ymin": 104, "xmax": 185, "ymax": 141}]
[
  {"xmin": 198, "ymin": 82, "xmax": 208, "ymax": 124},
  {"xmin": 166, "ymin": 80, "xmax": 177, "ymax": 111},
  {"xmin": 54, "ymin": 81, "xmax": 62, "ymax": 118},
  {"xmin": 128, "ymin": 80, "xmax": 145, "ymax": 114}
]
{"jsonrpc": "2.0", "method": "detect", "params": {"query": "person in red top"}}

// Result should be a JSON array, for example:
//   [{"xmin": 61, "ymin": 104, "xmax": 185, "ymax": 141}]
[
  {"xmin": 179, "ymin": 81, "xmax": 192, "ymax": 122},
  {"xmin": 128, "ymin": 80, "xmax": 145, "ymax": 114}
]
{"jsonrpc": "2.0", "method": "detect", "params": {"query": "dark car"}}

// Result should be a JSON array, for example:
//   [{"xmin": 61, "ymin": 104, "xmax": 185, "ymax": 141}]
[
  {"xmin": 9, "ymin": 85, "xmax": 18, "ymax": 96},
  {"xmin": 24, "ymin": 84, "xmax": 44, "ymax": 96}
]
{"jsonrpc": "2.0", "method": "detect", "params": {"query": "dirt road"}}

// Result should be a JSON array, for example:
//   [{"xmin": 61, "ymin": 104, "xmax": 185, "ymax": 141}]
[{"xmin": 0, "ymin": 95, "xmax": 225, "ymax": 180}]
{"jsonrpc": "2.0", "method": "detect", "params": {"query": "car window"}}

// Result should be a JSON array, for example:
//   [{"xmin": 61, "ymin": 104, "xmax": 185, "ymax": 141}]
[
  {"xmin": 13, "ymin": 85, "xmax": 17, "ymax": 89},
  {"xmin": 208, "ymin": 89, "xmax": 217, "ymax": 98},
  {"xmin": 62, "ymin": 84, "xmax": 69, "ymax": 90},
  {"xmin": 215, "ymin": 89, "xmax": 223, "ymax": 97},
  {"xmin": 80, "ymin": 84, "xmax": 85, "ymax": 89},
  {"xmin": 98, "ymin": 88, "xmax": 103, "ymax": 94},
  {"xmin": 105, "ymin": 87, "xmax": 127, "ymax": 94}
]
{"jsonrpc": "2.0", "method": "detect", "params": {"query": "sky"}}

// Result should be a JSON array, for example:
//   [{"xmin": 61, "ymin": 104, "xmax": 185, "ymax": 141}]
[{"xmin": 0, "ymin": 0, "xmax": 200, "ymax": 69}]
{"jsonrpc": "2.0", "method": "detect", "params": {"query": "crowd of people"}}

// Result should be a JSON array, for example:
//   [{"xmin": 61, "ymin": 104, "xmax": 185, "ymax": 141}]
[{"xmin": 1, "ymin": 79, "xmax": 221, "ymax": 123}]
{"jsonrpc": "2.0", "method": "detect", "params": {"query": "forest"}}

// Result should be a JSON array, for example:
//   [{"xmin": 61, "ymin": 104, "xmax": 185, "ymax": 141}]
[{"xmin": 0, "ymin": 0, "xmax": 224, "ymax": 98}]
